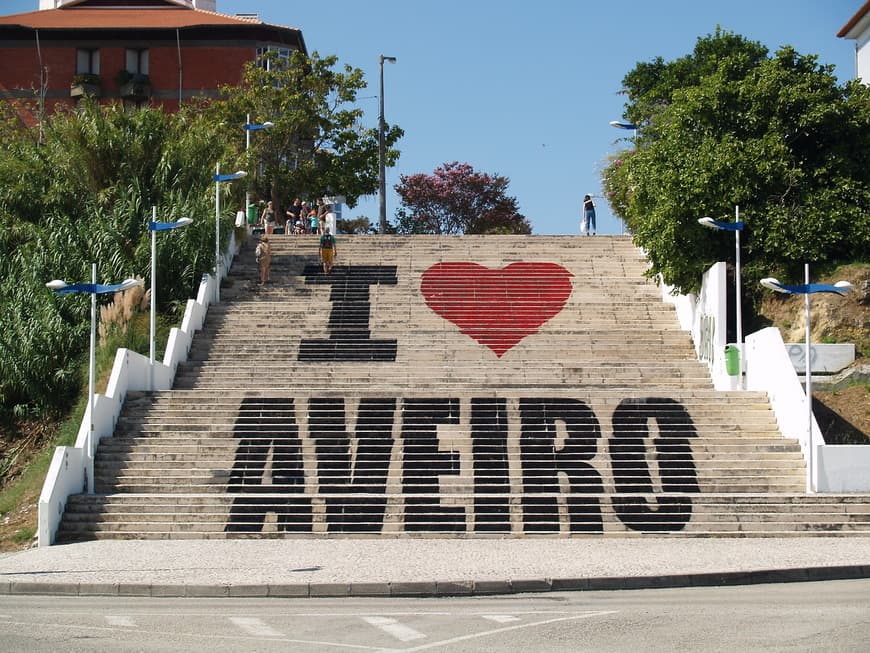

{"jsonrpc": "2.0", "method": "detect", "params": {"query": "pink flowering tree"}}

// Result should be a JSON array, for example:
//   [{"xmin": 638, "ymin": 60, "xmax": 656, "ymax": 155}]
[{"xmin": 393, "ymin": 161, "xmax": 531, "ymax": 234}]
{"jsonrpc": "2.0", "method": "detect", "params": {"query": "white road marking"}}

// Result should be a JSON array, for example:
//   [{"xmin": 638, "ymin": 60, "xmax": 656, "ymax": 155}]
[
  {"xmin": 105, "ymin": 615, "xmax": 137, "ymax": 628},
  {"xmin": 229, "ymin": 616, "xmax": 285, "ymax": 638},
  {"xmin": 482, "ymin": 614, "xmax": 521, "ymax": 623},
  {"xmin": 361, "ymin": 615, "xmax": 427, "ymax": 642},
  {"xmin": 400, "ymin": 610, "xmax": 618, "ymax": 652},
  {"xmin": 0, "ymin": 619, "xmax": 381, "ymax": 650}
]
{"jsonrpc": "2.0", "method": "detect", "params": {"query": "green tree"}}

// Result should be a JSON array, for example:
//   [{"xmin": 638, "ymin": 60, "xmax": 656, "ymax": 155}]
[
  {"xmin": 0, "ymin": 100, "xmax": 226, "ymax": 422},
  {"xmin": 602, "ymin": 29, "xmax": 870, "ymax": 294},
  {"xmin": 337, "ymin": 216, "xmax": 375, "ymax": 234},
  {"xmin": 212, "ymin": 51, "xmax": 403, "ymax": 213},
  {"xmin": 394, "ymin": 162, "xmax": 531, "ymax": 235}
]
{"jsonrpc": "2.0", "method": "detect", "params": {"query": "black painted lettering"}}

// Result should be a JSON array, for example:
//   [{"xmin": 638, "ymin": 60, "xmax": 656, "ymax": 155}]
[
  {"xmin": 308, "ymin": 397, "xmax": 396, "ymax": 533},
  {"xmin": 470, "ymin": 398, "xmax": 511, "ymax": 532},
  {"xmin": 610, "ymin": 398, "xmax": 700, "ymax": 532},
  {"xmin": 401, "ymin": 398, "xmax": 465, "ymax": 532},
  {"xmin": 299, "ymin": 265, "xmax": 398, "ymax": 361},
  {"xmin": 225, "ymin": 398, "xmax": 312, "ymax": 533},
  {"xmin": 519, "ymin": 399, "xmax": 604, "ymax": 533}
]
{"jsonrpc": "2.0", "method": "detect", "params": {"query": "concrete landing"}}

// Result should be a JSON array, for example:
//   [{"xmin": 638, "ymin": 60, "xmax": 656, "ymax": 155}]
[{"xmin": 1, "ymin": 538, "xmax": 869, "ymax": 597}]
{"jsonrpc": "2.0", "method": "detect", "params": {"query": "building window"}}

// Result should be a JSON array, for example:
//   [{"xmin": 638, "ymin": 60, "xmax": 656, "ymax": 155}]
[
  {"xmin": 76, "ymin": 48, "xmax": 100, "ymax": 75},
  {"xmin": 125, "ymin": 49, "xmax": 149, "ymax": 76},
  {"xmin": 256, "ymin": 46, "xmax": 292, "ymax": 71}
]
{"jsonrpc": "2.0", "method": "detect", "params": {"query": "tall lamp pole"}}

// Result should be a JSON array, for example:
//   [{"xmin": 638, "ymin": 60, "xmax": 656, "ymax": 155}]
[
  {"xmin": 378, "ymin": 55, "xmax": 397, "ymax": 235},
  {"xmin": 243, "ymin": 115, "xmax": 274, "ymax": 224},
  {"xmin": 608, "ymin": 120, "xmax": 639, "ymax": 235},
  {"xmin": 698, "ymin": 206, "xmax": 744, "ymax": 387},
  {"xmin": 212, "ymin": 165, "xmax": 246, "ymax": 303},
  {"xmin": 148, "ymin": 206, "xmax": 192, "ymax": 368},
  {"xmin": 46, "ymin": 269, "xmax": 142, "ymax": 493},
  {"xmin": 760, "ymin": 270, "xmax": 853, "ymax": 492}
]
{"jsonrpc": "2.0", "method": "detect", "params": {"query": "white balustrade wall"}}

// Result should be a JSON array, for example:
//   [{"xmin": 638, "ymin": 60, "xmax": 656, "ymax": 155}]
[
  {"xmin": 671, "ymin": 263, "xmax": 870, "ymax": 492},
  {"xmin": 37, "ymin": 231, "xmax": 241, "ymax": 546}
]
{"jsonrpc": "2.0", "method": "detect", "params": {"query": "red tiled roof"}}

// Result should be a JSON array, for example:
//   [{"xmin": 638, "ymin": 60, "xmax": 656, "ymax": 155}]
[
  {"xmin": 838, "ymin": 0, "xmax": 870, "ymax": 38},
  {"xmin": 0, "ymin": 7, "xmax": 299, "ymax": 32}
]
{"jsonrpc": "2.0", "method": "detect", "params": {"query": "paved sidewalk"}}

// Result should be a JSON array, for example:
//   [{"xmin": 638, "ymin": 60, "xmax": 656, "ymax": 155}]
[{"xmin": 1, "ymin": 538, "xmax": 869, "ymax": 598}]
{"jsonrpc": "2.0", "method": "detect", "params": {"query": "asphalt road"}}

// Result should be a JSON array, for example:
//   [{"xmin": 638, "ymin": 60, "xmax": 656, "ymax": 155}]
[{"xmin": 0, "ymin": 579, "xmax": 868, "ymax": 652}]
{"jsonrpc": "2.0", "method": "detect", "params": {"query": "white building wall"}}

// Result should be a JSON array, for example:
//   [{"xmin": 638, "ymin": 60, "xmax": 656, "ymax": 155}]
[
  {"xmin": 857, "ymin": 36, "xmax": 870, "ymax": 83},
  {"xmin": 841, "ymin": 4, "xmax": 870, "ymax": 84}
]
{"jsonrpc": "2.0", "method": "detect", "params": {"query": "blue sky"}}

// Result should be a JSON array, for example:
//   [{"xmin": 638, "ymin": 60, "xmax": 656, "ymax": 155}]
[{"xmin": 5, "ymin": 1, "xmax": 862, "ymax": 234}]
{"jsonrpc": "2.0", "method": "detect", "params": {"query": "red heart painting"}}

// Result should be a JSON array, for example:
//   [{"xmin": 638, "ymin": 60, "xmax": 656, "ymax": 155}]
[{"xmin": 421, "ymin": 262, "xmax": 573, "ymax": 357}]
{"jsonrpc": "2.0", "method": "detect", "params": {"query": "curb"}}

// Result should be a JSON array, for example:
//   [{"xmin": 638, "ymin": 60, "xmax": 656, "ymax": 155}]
[{"xmin": 1, "ymin": 565, "xmax": 868, "ymax": 599}]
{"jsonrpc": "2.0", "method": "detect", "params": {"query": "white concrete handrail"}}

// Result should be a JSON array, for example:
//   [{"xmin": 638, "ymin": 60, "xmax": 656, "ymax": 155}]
[
  {"xmin": 38, "ymin": 231, "xmax": 242, "ymax": 546},
  {"xmin": 668, "ymin": 262, "xmax": 870, "ymax": 493}
]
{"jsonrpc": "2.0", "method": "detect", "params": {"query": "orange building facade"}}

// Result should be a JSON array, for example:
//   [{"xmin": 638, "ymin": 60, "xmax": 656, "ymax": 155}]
[{"xmin": 0, "ymin": 0, "xmax": 307, "ymax": 124}]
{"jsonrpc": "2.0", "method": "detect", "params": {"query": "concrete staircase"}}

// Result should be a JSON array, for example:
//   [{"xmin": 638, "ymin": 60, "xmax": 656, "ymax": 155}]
[{"xmin": 56, "ymin": 235, "xmax": 870, "ymax": 540}]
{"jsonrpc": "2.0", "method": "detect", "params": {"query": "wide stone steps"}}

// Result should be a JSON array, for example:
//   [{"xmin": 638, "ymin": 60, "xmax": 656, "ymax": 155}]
[
  {"xmin": 123, "ymin": 389, "xmax": 770, "ymax": 402},
  {"xmin": 52, "ymin": 234, "xmax": 870, "ymax": 543},
  {"xmin": 55, "ymin": 494, "xmax": 870, "ymax": 541},
  {"xmin": 92, "ymin": 479, "xmax": 808, "ymax": 495}
]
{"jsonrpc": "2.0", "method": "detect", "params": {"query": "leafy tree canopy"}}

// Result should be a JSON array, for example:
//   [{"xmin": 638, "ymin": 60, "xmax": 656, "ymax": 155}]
[
  {"xmin": 0, "ymin": 49, "xmax": 401, "ymax": 425},
  {"xmin": 212, "ymin": 50, "xmax": 403, "ymax": 212},
  {"xmin": 0, "ymin": 100, "xmax": 225, "ymax": 421},
  {"xmin": 394, "ymin": 161, "xmax": 531, "ymax": 235},
  {"xmin": 337, "ymin": 216, "xmax": 375, "ymax": 234},
  {"xmin": 603, "ymin": 28, "xmax": 870, "ymax": 294}
]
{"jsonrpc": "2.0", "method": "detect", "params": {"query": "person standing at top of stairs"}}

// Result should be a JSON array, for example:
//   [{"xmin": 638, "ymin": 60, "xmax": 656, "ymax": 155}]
[
  {"xmin": 260, "ymin": 201, "xmax": 277, "ymax": 235},
  {"xmin": 582, "ymin": 194, "xmax": 596, "ymax": 235}
]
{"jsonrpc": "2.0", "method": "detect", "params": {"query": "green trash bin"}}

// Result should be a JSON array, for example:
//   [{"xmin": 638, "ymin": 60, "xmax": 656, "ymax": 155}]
[
  {"xmin": 247, "ymin": 204, "xmax": 258, "ymax": 225},
  {"xmin": 724, "ymin": 344, "xmax": 740, "ymax": 376}
]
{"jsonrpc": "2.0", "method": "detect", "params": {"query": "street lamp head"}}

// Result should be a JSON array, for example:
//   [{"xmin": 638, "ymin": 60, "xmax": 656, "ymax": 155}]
[
  {"xmin": 149, "ymin": 217, "xmax": 194, "ymax": 232},
  {"xmin": 761, "ymin": 277, "xmax": 854, "ymax": 296},
  {"xmin": 380, "ymin": 55, "xmax": 397, "ymax": 64},
  {"xmin": 609, "ymin": 120, "xmax": 638, "ymax": 130},
  {"xmin": 118, "ymin": 278, "xmax": 144, "ymax": 291},
  {"xmin": 698, "ymin": 216, "xmax": 744, "ymax": 232},
  {"xmin": 213, "ymin": 170, "xmax": 247, "ymax": 182},
  {"xmin": 244, "ymin": 121, "xmax": 274, "ymax": 131},
  {"xmin": 760, "ymin": 277, "xmax": 788, "ymax": 293},
  {"xmin": 46, "ymin": 276, "xmax": 143, "ymax": 295}
]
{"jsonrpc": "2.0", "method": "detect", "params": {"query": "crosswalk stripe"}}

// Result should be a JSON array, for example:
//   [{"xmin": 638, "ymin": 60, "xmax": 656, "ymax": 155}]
[
  {"xmin": 482, "ymin": 615, "xmax": 521, "ymax": 624},
  {"xmin": 229, "ymin": 617, "xmax": 285, "ymax": 638},
  {"xmin": 105, "ymin": 616, "xmax": 137, "ymax": 628},
  {"xmin": 361, "ymin": 615, "xmax": 427, "ymax": 642}
]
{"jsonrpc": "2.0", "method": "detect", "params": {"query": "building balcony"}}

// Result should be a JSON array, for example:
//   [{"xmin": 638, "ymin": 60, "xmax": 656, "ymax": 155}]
[
  {"xmin": 120, "ymin": 80, "xmax": 152, "ymax": 100},
  {"xmin": 70, "ymin": 74, "xmax": 101, "ymax": 98},
  {"xmin": 117, "ymin": 72, "xmax": 151, "ymax": 101}
]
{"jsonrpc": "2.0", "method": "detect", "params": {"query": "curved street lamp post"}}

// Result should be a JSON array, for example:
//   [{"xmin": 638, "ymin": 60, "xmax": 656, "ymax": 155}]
[
  {"xmin": 46, "ymin": 267, "xmax": 143, "ymax": 493},
  {"xmin": 148, "ymin": 205, "xmax": 192, "ymax": 369},
  {"xmin": 243, "ymin": 115, "xmax": 274, "ymax": 224},
  {"xmin": 378, "ymin": 54, "xmax": 397, "ymax": 235},
  {"xmin": 699, "ymin": 206, "xmax": 745, "ymax": 388},
  {"xmin": 609, "ymin": 119, "xmax": 638, "ymax": 141},
  {"xmin": 608, "ymin": 120, "xmax": 640, "ymax": 235},
  {"xmin": 213, "ymin": 165, "xmax": 246, "ymax": 303},
  {"xmin": 760, "ymin": 267, "xmax": 853, "ymax": 493}
]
